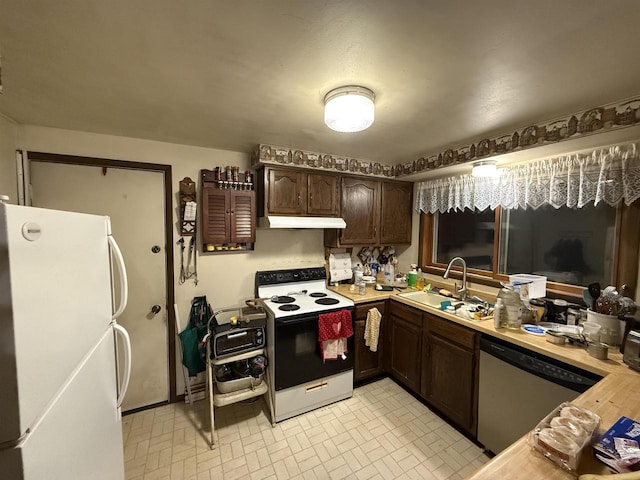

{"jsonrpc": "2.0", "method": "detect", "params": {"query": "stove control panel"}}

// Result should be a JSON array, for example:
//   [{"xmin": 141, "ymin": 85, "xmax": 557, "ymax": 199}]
[{"xmin": 256, "ymin": 267, "xmax": 327, "ymax": 286}]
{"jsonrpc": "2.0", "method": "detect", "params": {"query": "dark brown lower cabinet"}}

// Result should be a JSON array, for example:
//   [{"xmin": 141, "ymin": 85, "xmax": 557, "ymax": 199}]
[
  {"xmin": 421, "ymin": 313, "xmax": 479, "ymax": 436},
  {"xmin": 388, "ymin": 302, "xmax": 422, "ymax": 392},
  {"xmin": 354, "ymin": 301, "xmax": 387, "ymax": 383}
]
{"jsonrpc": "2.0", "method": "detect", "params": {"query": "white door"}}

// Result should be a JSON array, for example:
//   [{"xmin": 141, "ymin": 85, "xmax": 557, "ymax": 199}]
[{"xmin": 30, "ymin": 162, "xmax": 169, "ymax": 411}]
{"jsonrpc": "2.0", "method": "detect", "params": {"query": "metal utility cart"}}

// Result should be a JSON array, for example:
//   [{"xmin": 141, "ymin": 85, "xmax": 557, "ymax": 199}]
[{"xmin": 203, "ymin": 304, "xmax": 275, "ymax": 449}]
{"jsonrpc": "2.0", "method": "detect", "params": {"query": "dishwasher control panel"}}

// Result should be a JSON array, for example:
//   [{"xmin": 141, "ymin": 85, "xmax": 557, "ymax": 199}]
[{"xmin": 482, "ymin": 336, "xmax": 601, "ymax": 392}]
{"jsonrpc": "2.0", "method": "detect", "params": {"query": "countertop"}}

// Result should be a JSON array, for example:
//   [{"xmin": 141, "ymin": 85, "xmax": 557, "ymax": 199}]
[
  {"xmin": 467, "ymin": 372, "xmax": 640, "ymax": 480},
  {"xmin": 329, "ymin": 284, "xmax": 639, "ymax": 478}
]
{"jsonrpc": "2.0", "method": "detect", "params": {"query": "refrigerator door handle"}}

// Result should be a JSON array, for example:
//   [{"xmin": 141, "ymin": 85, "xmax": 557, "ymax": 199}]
[
  {"xmin": 113, "ymin": 324, "xmax": 132, "ymax": 408},
  {"xmin": 108, "ymin": 235, "xmax": 129, "ymax": 320}
]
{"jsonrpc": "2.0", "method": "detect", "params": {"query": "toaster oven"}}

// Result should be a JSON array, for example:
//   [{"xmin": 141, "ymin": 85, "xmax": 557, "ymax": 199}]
[{"xmin": 212, "ymin": 323, "xmax": 265, "ymax": 359}]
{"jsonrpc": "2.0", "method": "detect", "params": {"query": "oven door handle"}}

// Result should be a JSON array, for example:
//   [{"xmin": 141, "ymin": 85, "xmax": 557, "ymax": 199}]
[{"xmin": 276, "ymin": 316, "xmax": 318, "ymax": 325}]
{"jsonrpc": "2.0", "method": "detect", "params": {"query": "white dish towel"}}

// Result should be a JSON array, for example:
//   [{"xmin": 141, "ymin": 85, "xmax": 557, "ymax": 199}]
[{"xmin": 364, "ymin": 307, "xmax": 382, "ymax": 352}]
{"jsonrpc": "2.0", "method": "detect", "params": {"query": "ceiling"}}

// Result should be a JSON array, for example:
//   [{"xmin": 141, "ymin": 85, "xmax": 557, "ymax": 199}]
[{"xmin": 1, "ymin": 0, "xmax": 640, "ymax": 165}]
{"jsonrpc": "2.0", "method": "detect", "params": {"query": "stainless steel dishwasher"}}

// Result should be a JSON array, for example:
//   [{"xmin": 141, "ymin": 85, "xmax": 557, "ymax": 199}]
[{"xmin": 477, "ymin": 335, "xmax": 601, "ymax": 455}]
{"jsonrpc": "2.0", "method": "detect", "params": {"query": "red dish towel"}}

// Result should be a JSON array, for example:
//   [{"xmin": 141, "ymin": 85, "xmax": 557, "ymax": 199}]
[{"xmin": 318, "ymin": 310, "xmax": 353, "ymax": 362}]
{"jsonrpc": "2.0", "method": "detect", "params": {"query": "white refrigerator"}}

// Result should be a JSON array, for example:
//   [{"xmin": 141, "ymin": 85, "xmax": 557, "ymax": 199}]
[{"xmin": 0, "ymin": 201, "xmax": 132, "ymax": 480}]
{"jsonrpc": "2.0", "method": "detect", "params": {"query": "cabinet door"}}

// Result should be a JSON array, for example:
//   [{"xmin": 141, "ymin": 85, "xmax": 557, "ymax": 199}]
[
  {"xmin": 354, "ymin": 301, "xmax": 386, "ymax": 382},
  {"xmin": 340, "ymin": 177, "xmax": 380, "ymax": 245},
  {"xmin": 267, "ymin": 168, "xmax": 307, "ymax": 215},
  {"xmin": 307, "ymin": 173, "xmax": 339, "ymax": 216},
  {"xmin": 388, "ymin": 315, "xmax": 421, "ymax": 393},
  {"xmin": 201, "ymin": 185, "xmax": 229, "ymax": 245},
  {"xmin": 230, "ymin": 190, "xmax": 256, "ymax": 243},
  {"xmin": 380, "ymin": 181, "xmax": 413, "ymax": 245},
  {"xmin": 422, "ymin": 331, "xmax": 477, "ymax": 434}
]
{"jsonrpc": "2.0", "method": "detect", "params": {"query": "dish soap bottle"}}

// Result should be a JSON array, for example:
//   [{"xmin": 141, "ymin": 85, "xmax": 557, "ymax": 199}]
[
  {"xmin": 494, "ymin": 298, "xmax": 504, "ymax": 329},
  {"xmin": 406, "ymin": 265, "xmax": 418, "ymax": 288}
]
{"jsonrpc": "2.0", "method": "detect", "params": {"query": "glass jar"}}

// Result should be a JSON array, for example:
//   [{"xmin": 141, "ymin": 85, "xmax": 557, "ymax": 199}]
[{"xmin": 497, "ymin": 288, "xmax": 523, "ymax": 329}]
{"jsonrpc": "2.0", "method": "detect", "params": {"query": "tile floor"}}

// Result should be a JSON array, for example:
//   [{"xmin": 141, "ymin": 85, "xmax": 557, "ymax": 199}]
[{"xmin": 122, "ymin": 378, "xmax": 489, "ymax": 480}]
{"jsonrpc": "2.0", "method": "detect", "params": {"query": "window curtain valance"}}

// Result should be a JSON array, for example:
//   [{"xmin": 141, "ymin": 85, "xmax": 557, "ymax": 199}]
[{"xmin": 415, "ymin": 142, "xmax": 640, "ymax": 213}]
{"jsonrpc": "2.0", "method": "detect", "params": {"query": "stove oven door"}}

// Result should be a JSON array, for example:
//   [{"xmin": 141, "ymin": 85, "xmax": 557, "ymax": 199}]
[{"xmin": 274, "ymin": 310, "xmax": 355, "ymax": 391}]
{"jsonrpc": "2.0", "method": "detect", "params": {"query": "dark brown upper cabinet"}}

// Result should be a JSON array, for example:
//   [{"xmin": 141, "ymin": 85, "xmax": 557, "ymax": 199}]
[
  {"xmin": 380, "ymin": 181, "xmax": 413, "ymax": 244},
  {"xmin": 325, "ymin": 177, "xmax": 413, "ymax": 247},
  {"xmin": 258, "ymin": 167, "xmax": 339, "ymax": 217},
  {"xmin": 339, "ymin": 177, "xmax": 381, "ymax": 245},
  {"xmin": 307, "ymin": 173, "xmax": 339, "ymax": 216}
]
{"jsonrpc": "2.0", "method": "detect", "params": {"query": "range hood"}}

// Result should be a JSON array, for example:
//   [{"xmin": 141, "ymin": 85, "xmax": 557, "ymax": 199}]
[{"xmin": 259, "ymin": 216, "xmax": 346, "ymax": 229}]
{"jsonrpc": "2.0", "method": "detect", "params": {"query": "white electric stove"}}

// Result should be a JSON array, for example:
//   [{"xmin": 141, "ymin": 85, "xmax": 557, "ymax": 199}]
[{"xmin": 255, "ymin": 267, "xmax": 355, "ymax": 422}]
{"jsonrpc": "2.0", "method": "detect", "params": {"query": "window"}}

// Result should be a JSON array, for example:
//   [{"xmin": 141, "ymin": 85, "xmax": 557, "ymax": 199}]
[
  {"xmin": 498, "ymin": 204, "xmax": 616, "ymax": 287},
  {"xmin": 420, "ymin": 202, "xmax": 639, "ymax": 296},
  {"xmin": 435, "ymin": 208, "xmax": 495, "ymax": 271},
  {"xmin": 416, "ymin": 142, "xmax": 640, "ymax": 296}
]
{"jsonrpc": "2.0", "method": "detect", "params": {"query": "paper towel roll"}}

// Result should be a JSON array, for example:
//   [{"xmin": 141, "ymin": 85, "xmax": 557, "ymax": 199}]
[{"xmin": 330, "ymin": 252, "xmax": 352, "ymax": 282}]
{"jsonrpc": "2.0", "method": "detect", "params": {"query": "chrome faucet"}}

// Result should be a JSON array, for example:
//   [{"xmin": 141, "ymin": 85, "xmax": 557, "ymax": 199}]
[{"xmin": 443, "ymin": 257, "xmax": 468, "ymax": 302}]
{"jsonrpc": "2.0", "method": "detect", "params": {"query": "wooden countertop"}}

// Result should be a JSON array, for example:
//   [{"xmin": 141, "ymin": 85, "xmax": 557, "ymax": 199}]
[
  {"xmin": 330, "ymin": 284, "xmax": 627, "ymax": 376},
  {"xmin": 467, "ymin": 372, "xmax": 640, "ymax": 480},
  {"xmin": 329, "ymin": 284, "xmax": 639, "ymax": 478}
]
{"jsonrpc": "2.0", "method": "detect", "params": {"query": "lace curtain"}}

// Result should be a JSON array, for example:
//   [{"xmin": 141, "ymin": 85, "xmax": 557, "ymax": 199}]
[{"xmin": 415, "ymin": 142, "xmax": 640, "ymax": 213}]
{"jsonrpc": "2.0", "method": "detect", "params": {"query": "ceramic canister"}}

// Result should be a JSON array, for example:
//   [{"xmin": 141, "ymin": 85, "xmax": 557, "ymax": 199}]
[{"xmin": 586, "ymin": 309, "xmax": 622, "ymax": 346}]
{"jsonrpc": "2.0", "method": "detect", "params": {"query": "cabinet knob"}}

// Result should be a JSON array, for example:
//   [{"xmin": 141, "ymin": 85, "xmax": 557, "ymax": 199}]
[{"xmin": 151, "ymin": 305, "xmax": 162, "ymax": 315}]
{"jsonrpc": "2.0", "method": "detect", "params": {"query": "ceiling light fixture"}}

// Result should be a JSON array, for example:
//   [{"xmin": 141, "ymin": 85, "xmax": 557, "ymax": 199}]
[
  {"xmin": 324, "ymin": 86, "xmax": 375, "ymax": 133},
  {"xmin": 471, "ymin": 160, "xmax": 499, "ymax": 177}
]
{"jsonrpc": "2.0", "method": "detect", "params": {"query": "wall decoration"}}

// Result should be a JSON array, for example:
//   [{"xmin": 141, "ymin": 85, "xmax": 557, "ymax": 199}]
[
  {"xmin": 403, "ymin": 95, "xmax": 640, "ymax": 177},
  {"xmin": 252, "ymin": 145, "xmax": 396, "ymax": 178},
  {"xmin": 252, "ymin": 96, "xmax": 640, "ymax": 180}
]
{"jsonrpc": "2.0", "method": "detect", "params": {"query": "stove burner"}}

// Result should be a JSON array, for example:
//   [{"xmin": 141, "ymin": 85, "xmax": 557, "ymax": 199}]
[
  {"xmin": 309, "ymin": 292, "xmax": 327, "ymax": 298},
  {"xmin": 271, "ymin": 296, "xmax": 295, "ymax": 304},
  {"xmin": 315, "ymin": 298, "xmax": 339, "ymax": 306},
  {"xmin": 279, "ymin": 304, "xmax": 300, "ymax": 311}
]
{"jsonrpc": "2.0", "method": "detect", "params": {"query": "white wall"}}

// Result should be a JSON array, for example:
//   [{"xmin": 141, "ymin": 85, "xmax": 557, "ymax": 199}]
[
  {"xmin": 0, "ymin": 114, "xmax": 18, "ymax": 202},
  {"xmin": 16, "ymin": 125, "xmax": 421, "ymax": 395},
  {"xmin": 18, "ymin": 126, "xmax": 335, "ymax": 308}
]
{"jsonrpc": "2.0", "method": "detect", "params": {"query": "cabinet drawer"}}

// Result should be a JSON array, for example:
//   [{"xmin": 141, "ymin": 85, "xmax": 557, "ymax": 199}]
[
  {"xmin": 426, "ymin": 314, "xmax": 478, "ymax": 350},
  {"xmin": 389, "ymin": 302, "xmax": 422, "ymax": 327},
  {"xmin": 355, "ymin": 301, "xmax": 386, "ymax": 320},
  {"xmin": 274, "ymin": 370, "xmax": 353, "ymax": 422}
]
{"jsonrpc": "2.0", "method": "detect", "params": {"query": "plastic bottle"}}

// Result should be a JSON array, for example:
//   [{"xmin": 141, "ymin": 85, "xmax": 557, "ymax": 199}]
[
  {"xmin": 416, "ymin": 268, "xmax": 425, "ymax": 290},
  {"xmin": 384, "ymin": 263, "xmax": 394, "ymax": 285},
  {"xmin": 406, "ymin": 265, "xmax": 418, "ymax": 288},
  {"xmin": 494, "ymin": 298, "xmax": 504, "ymax": 329}
]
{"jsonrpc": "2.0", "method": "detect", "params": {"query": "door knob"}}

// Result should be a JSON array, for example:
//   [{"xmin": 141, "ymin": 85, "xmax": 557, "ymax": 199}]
[{"xmin": 151, "ymin": 305, "xmax": 162, "ymax": 314}]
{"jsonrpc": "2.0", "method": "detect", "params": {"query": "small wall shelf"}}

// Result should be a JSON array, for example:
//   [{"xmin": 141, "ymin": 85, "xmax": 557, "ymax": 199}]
[{"xmin": 200, "ymin": 169, "xmax": 256, "ymax": 253}]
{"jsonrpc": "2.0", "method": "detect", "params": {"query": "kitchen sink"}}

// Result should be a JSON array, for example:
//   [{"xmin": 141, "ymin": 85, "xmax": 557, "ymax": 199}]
[
  {"xmin": 397, "ymin": 290, "xmax": 491, "ymax": 321},
  {"xmin": 397, "ymin": 290, "xmax": 453, "ymax": 308}
]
